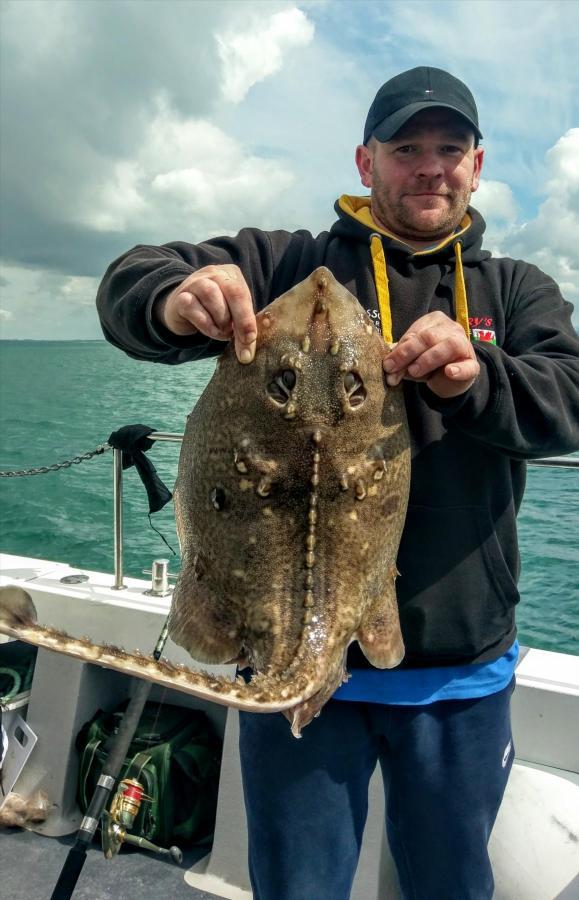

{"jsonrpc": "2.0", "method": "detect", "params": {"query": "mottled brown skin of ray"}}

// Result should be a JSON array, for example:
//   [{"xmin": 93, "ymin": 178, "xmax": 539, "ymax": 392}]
[{"xmin": 170, "ymin": 267, "xmax": 410, "ymax": 734}]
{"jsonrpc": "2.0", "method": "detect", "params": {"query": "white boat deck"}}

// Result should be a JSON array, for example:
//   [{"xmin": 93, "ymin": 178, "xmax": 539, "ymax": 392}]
[{"xmin": 1, "ymin": 553, "xmax": 578, "ymax": 900}]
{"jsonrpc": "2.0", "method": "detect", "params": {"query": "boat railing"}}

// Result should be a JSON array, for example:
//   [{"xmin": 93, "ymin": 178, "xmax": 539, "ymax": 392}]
[
  {"xmin": 112, "ymin": 432, "xmax": 183, "ymax": 590},
  {"xmin": 111, "ymin": 435, "xmax": 579, "ymax": 590}
]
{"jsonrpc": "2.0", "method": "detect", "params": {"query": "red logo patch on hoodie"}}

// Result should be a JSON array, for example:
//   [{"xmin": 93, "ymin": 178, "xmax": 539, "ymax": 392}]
[{"xmin": 469, "ymin": 317, "xmax": 496, "ymax": 344}]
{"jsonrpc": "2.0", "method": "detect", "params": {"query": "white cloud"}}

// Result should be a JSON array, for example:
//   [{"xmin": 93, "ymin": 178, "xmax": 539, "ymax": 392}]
[
  {"xmin": 481, "ymin": 129, "xmax": 579, "ymax": 322},
  {"xmin": 217, "ymin": 8, "xmax": 315, "ymax": 103},
  {"xmin": 474, "ymin": 180, "xmax": 518, "ymax": 226},
  {"xmin": 85, "ymin": 161, "xmax": 146, "ymax": 233},
  {"xmin": 74, "ymin": 97, "xmax": 296, "ymax": 240},
  {"xmin": 546, "ymin": 128, "xmax": 579, "ymax": 192},
  {"xmin": 0, "ymin": 265, "xmax": 102, "ymax": 339},
  {"xmin": 1, "ymin": 0, "xmax": 77, "ymax": 69},
  {"xmin": 59, "ymin": 275, "xmax": 100, "ymax": 308}
]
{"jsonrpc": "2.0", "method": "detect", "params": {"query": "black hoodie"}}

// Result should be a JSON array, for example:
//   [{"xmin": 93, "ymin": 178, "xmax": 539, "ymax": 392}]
[{"xmin": 96, "ymin": 198, "xmax": 579, "ymax": 667}]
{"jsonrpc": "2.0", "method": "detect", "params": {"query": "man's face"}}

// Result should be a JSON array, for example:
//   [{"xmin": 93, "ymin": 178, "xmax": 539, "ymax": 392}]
[{"xmin": 355, "ymin": 108, "xmax": 484, "ymax": 244}]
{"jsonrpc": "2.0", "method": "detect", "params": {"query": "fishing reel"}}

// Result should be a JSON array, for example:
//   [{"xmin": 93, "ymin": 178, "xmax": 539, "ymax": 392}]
[{"xmin": 101, "ymin": 778, "xmax": 182, "ymax": 865}]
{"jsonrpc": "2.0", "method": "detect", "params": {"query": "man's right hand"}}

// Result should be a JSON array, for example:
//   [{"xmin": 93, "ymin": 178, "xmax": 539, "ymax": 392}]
[{"xmin": 154, "ymin": 264, "xmax": 257, "ymax": 364}]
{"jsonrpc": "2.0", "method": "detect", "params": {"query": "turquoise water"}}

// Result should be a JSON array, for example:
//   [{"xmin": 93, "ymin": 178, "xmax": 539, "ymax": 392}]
[{"xmin": 0, "ymin": 340, "xmax": 577, "ymax": 656}]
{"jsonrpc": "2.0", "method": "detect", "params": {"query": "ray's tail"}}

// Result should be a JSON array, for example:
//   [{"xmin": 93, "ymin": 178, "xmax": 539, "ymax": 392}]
[{"xmin": 0, "ymin": 586, "xmax": 326, "ymax": 733}]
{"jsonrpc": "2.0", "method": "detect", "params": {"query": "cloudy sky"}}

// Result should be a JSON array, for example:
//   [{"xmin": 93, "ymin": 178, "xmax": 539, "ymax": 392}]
[{"xmin": 1, "ymin": 0, "xmax": 578, "ymax": 339}]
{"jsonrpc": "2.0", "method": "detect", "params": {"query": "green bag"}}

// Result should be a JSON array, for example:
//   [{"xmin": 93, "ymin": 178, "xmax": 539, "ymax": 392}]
[
  {"xmin": 0, "ymin": 645, "xmax": 36, "ymax": 706},
  {"xmin": 76, "ymin": 700, "xmax": 221, "ymax": 846}
]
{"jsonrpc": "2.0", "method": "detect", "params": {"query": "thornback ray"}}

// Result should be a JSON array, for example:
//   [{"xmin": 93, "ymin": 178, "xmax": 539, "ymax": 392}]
[
  {"xmin": 168, "ymin": 267, "xmax": 410, "ymax": 734},
  {"xmin": 0, "ymin": 268, "xmax": 410, "ymax": 736}
]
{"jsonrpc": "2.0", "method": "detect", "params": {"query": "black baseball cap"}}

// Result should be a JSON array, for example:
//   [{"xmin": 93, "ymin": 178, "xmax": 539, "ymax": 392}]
[{"xmin": 363, "ymin": 66, "xmax": 482, "ymax": 145}]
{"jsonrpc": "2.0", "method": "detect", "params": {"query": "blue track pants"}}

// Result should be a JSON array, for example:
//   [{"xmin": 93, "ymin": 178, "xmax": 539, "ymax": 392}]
[{"xmin": 239, "ymin": 678, "xmax": 515, "ymax": 900}]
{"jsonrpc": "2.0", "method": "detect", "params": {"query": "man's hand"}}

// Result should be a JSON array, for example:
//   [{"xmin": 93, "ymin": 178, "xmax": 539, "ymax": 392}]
[
  {"xmin": 383, "ymin": 311, "xmax": 479, "ymax": 399},
  {"xmin": 155, "ymin": 264, "xmax": 257, "ymax": 364}
]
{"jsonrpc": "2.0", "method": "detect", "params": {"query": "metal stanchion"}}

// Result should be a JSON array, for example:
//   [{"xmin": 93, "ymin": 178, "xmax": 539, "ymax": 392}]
[{"xmin": 113, "ymin": 448, "xmax": 125, "ymax": 590}]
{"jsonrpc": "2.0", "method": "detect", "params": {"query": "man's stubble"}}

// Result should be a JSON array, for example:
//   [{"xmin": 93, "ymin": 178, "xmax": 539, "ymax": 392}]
[{"xmin": 371, "ymin": 168, "xmax": 474, "ymax": 243}]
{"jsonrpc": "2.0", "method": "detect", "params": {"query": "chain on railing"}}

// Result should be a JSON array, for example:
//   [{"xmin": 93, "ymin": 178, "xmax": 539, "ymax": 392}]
[{"xmin": 0, "ymin": 443, "xmax": 111, "ymax": 477}]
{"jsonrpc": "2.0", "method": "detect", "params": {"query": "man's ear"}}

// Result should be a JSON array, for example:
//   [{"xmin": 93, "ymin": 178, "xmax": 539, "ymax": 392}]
[
  {"xmin": 470, "ymin": 146, "xmax": 484, "ymax": 192},
  {"xmin": 355, "ymin": 144, "xmax": 373, "ymax": 189}
]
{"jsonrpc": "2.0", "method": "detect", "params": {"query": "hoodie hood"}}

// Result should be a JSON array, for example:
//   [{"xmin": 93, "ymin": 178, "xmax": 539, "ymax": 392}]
[
  {"xmin": 329, "ymin": 195, "xmax": 491, "ymax": 342},
  {"xmin": 331, "ymin": 195, "xmax": 491, "ymax": 265}
]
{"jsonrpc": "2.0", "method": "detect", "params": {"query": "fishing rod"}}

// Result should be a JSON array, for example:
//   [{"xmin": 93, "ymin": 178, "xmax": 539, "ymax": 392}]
[{"xmin": 50, "ymin": 619, "xmax": 172, "ymax": 900}]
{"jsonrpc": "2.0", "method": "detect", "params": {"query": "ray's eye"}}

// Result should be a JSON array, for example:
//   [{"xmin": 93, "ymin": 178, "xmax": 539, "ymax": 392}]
[
  {"xmin": 267, "ymin": 368, "xmax": 297, "ymax": 405},
  {"xmin": 344, "ymin": 371, "xmax": 366, "ymax": 408},
  {"xmin": 281, "ymin": 369, "xmax": 296, "ymax": 389},
  {"xmin": 210, "ymin": 486, "xmax": 226, "ymax": 510}
]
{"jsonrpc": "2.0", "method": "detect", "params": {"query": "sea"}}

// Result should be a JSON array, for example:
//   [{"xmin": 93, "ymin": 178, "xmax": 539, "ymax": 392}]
[{"xmin": 0, "ymin": 340, "xmax": 577, "ymax": 657}]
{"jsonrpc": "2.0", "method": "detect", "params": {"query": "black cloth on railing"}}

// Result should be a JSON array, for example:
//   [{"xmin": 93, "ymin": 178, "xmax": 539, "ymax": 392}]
[{"xmin": 107, "ymin": 425, "xmax": 172, "ymax": 513}]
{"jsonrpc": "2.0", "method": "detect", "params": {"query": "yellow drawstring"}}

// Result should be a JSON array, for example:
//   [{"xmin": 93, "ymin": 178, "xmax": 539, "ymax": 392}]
[
  {"xmin": 453, "ymin": 241, "xmax": 471, "ymax": 339},
  {"xmin": 370, "ymin": 233, "xmax": 471, "ymax": 343},
  {"xmin": 370, "ymin": 234, "xmax": 393, "ymax": 343}
]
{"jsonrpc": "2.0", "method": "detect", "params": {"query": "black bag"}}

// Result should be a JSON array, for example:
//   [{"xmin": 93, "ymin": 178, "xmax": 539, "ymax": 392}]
[{"xmin": 76, "ymin": 700, "xmax": 221, "ymax": 846}]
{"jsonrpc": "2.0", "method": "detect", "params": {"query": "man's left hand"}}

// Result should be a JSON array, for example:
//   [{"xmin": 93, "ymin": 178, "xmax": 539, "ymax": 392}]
[{"xmin": 382, "ymin": 311, "xmax": 479, "ymax": 399}]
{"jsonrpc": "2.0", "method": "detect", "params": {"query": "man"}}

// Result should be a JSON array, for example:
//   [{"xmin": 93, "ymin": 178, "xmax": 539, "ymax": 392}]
[{"xmin": 97, "ymin": 67, "xmax": 579, "ymax": 899}]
